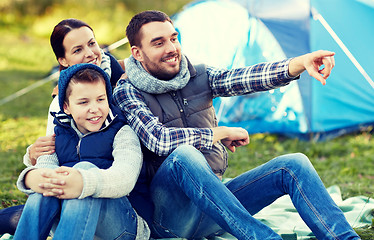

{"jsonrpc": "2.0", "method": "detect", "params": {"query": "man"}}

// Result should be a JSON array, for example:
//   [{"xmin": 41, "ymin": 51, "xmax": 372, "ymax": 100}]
[{"xmin": 113, "ymin": 10, "xmax": 360, "ymax": 240}]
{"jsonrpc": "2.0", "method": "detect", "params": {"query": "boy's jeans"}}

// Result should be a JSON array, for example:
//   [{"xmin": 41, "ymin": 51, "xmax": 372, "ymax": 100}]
[
  {"xmin": 14, "ymin": 162, "xmax": 138, "ymax": 240},
  {"xmin": 150, "ymin": 145, "xmax": 360, "ymax": 240}
]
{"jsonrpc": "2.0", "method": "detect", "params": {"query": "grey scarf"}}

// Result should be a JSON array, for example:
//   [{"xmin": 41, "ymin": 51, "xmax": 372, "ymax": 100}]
[{"xmin": 124, "ymin": 54, "xmax": 190, "ymax": 94}]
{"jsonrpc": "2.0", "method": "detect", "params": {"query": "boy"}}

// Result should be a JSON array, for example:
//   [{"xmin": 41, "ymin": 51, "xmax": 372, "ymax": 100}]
[{"xmin": 14, "ymin": 63, "xmax": 149, "ymax": 240}]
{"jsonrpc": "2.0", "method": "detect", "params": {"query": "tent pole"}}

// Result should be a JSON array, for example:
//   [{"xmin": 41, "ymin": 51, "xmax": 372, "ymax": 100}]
[{"xmin": 311, "ymin": 7, "xmax": 374, "ymax": 90}]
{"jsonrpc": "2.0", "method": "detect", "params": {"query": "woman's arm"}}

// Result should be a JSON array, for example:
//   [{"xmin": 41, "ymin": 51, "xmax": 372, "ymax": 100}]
[
  {"xmin": 25, "ymin": 135, "xmax": 56, "ymax": 166},
  {"xmin": 24, "ymin": 97, "xmax": 58, "ymax": 166},
  {"xmin": 45, "ymin": 96, "xmax": 59, "ymax": 135}
]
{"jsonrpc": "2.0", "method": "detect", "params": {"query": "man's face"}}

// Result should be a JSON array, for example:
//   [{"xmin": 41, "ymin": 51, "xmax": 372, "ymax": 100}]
[{"xmin": 132, "ymin": 21, "xmax": 182, "ymax": 80}]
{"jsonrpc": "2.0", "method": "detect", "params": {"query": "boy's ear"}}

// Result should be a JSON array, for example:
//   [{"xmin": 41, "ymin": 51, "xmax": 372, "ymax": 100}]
[
  {"xmin": 63, "ymin": 102, "xmax": 71, "ymax": 115},
  {"xmin": 58, "ymin": 57, "xmax": 69, "ymax": 68},
  {"xmin": 131, "ymin": 46, "xmax": 143, "ymax": 62}
]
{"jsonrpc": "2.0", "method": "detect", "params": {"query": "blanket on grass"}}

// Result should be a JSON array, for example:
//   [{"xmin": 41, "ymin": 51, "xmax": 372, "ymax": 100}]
[{"xmin": 1, "ymin": 186, "xmax": 373, "ymax": 240}]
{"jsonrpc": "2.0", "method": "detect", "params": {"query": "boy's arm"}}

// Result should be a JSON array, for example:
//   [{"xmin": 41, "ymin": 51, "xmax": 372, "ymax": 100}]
[
  {"xmin": 17, "ymin": 153, "xmax": 59, "ymax": 194},
  {"xmin": 76, "ymin": 125, "xmax": 142, "ymax": 199},
  {"xmin": 30, "ymin": 126, "xmax": 142, "ymax": 200},
  {"xmin": 24, "ymin": 168, "xmax": 61, "ymax": 193}
]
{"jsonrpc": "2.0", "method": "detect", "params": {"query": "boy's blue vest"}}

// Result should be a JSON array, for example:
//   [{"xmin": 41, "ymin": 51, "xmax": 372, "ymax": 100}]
[{"xmin": 52, "ymin": 106, "xmax": 126, "ymax": 169}]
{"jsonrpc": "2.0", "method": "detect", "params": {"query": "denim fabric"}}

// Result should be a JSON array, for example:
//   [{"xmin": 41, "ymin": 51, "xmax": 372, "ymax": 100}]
[
  {"xmin": 14, "ymin": 162, "xmax": 138, "ymax": 240},
  {"xmin": 149, "ymin": 145, "xmax": 360, "ymax": 240},
  {"xmin": 0, "ymin": 205, "xmax": 23, "ymax": 235}
]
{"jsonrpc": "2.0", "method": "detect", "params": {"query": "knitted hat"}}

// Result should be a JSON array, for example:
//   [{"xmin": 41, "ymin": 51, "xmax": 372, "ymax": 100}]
[{"xmin": 58, "ymin": 63, "xmax": 112, "ymax": 111}]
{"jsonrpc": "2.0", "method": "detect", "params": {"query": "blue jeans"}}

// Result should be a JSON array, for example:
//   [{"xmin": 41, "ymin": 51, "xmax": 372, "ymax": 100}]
[
  {"xmin": 149, "ymin": 145, "xmax": 360, "ymax": 240},
  {"xmin": 0, "ymin": 205, "xmax": 23, "ymax": 235},
  {"xmin": 14, "ymin": 162, "xmax": 138, "ymax": 240}
]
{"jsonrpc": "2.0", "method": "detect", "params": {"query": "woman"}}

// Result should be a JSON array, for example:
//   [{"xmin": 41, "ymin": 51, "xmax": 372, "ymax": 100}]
[
  {"xmin": 29, "ymin": 18, "xmax": 125, "ymax": 165},
  {"xmin": 24, "ymin": 19, "xmax": 124, "ymax": 165},
  {"xmin": 0, "ymin": 19, "xmax": 141, "ymax": 238}
]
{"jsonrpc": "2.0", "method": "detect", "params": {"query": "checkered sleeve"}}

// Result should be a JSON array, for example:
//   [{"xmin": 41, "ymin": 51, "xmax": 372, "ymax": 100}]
[
  {"xmin": 113, "ymin": 79, "xmax": 214, "ymax": 156},
  {"xmin": 208, "ymin": 58, "xmax": 297, "ymax": 98}
]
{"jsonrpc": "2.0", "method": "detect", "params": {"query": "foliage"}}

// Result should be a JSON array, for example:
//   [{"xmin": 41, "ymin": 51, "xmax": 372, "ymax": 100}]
[
  {"xmin": 0, "ymin": 0, "xmax": 56, "ymax": 16},
  {"xmin": 0, "ymin": 117, "xmax": 44, "ymax": 208},
  {"xmin": 354, "ymin": 221, "xmax": 374, "ymax": 240},
  {"xmin": 0, "ymin": 0, "xmax": 192, "ymax": 17},
  {"xmin": 0, "ymin": 0, "xmax": 192, "ymax": 44}
]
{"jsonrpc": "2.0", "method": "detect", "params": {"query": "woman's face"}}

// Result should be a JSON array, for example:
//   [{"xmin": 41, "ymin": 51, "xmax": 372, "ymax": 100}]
[{"xmin": 58, "ymin": 27, "xmax": 102, "ymax": 68}]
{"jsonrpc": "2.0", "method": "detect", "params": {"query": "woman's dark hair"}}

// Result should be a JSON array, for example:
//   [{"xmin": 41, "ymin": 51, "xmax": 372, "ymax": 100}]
[
  {"xmin": 50, "ymin": 19, "xmax": 93, "ymax": 64},
  {"xmin": 126, "ymin": 10, "xmax": 173, "ymax": 47}
]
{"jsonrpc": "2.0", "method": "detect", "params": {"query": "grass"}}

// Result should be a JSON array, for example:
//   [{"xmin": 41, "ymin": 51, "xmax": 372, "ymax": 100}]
[
  {"xmin": 0, "ymin": 7, "xmax": 373, "ymax": 239},
  {"xmin": 224, "ymin": 132, "xmax": 374, "ymax": 199}
]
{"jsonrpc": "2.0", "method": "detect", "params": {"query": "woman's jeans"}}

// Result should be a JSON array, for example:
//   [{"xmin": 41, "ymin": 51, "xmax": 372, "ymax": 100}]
[
  {"xmin": 0, "ymin": 205, "xmax": 22, "ymax": 235},
  {"xmin": 150, "ymin": 145, "xmax": 360, "ymax": 240},
  {"xmin": 13, "ymin": 162, "xmax": 138, "ymax": 240}
]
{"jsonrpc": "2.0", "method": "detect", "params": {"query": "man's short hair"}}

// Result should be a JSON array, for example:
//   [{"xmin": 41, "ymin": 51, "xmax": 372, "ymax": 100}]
[{"xmin": 126, "ymin": 10, "xmax": 173, "ymax": 47}]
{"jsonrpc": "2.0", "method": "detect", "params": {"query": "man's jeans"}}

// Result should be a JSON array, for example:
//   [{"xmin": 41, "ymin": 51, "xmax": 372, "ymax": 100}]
[
  {"xmin": 150, "ymin": 145, "xmax": 360, "ymax": 240},
  {"xmin": 14, "ymin": 162, "xmax": 138, "ymax": 240}
]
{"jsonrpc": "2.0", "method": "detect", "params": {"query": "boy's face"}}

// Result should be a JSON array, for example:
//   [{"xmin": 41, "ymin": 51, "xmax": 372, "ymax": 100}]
[
  {"xmin": 131, "ymin": 21, "xmax": 182, "ymax": 80},
  {"xmin": 58, "ymin": 26, "xmax": 102, "ymax": 68},
  {"xmin": 63, "ymin": 80, "xmax": 109, "ymax": 134}
]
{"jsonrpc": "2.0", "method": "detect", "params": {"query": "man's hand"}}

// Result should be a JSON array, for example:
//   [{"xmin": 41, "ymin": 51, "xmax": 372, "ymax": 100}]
[
  {"xmin": 289, "ymin": 50, "xmax": 335, "ymax": 85},
  {"xmin": 29, "ymin": 134, "xmax": 56, "ymax": 165},
  {"xmin": 212, "ymin": 126, "xmax": 250, "ymax": 152}
]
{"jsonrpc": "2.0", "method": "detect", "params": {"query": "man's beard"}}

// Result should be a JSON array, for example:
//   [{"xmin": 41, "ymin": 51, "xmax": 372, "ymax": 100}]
[{"xmin": 143, "ymin": 53, "xmax": 180, "ymax": 80}]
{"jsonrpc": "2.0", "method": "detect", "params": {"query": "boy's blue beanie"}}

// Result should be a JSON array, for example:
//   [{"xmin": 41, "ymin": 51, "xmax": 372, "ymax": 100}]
[{"xmin": 58, "ymin": 63, "xmax": 112, "ymax": 112}]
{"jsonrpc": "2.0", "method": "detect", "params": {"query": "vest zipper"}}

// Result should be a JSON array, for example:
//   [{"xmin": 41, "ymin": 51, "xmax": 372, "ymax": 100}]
[
  {"xmin": 74, "ymin": 117, "xmax": 113, "ymax": 161},
  {"xmin": 171, "ymin": 91, "xmax": 188, "ymax": 126},
  {"xmin": 76, "ymin": 138, "xmax": 81, "ymax": 159}
]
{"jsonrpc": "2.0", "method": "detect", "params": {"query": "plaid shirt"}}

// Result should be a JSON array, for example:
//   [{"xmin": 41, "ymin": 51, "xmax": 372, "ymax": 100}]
[{"xmin": 113, "ymin": 58, "xmax": 295, "ymax": 157}]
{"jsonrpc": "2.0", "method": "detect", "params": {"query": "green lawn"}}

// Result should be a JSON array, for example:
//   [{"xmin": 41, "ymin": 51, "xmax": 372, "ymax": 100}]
[{"xmin": 0, "ymin": 17, "xmax": 373, "ymax": 239}]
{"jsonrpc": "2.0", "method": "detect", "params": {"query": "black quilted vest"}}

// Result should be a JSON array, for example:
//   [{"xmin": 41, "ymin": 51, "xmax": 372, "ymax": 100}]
[{"xmin": 139, "ymin": 62, "xmax": 228, "ymax": 179}]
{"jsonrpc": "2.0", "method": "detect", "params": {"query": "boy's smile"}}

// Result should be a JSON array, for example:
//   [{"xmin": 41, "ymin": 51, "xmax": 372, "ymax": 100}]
[{"xmin": 63, "ymin": 80, "xmax": 109, "ymax": 134}]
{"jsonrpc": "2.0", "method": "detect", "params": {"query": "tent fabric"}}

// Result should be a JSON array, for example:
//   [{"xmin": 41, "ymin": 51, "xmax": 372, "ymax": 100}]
[{"xmin": 172, "ymin": 0, "xmax": 374, "ymax": 140}]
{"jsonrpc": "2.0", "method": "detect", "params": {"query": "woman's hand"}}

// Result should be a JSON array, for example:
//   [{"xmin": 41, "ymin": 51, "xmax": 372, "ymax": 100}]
[{"xmin": 29, "ymin": 134, "xmax": 56, "ymax": 165}]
